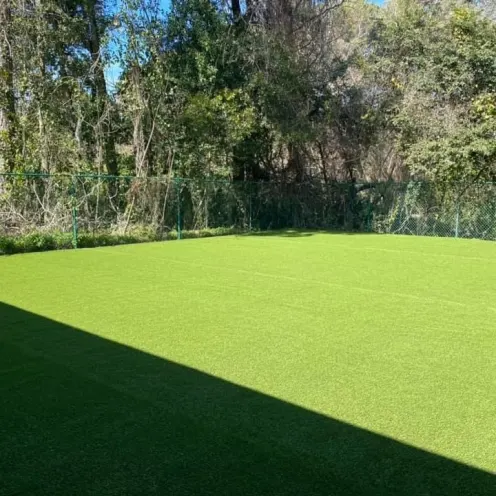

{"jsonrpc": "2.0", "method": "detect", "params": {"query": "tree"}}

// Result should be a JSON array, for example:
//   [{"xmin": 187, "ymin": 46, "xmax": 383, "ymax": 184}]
[
  {"xmin": 0, "ymin": 0, "xmax": 15, "ymax": 171},
  {"xmin": 371, "ymin": 0, "xmax": 496, "ymax": 182},
  {"xmin": 2, "ymin": 0, "xmax": 494, "ymax": 185},
  {"xmin": 70, "ymin": 0, "xmax": 118, "ymax": 174}
]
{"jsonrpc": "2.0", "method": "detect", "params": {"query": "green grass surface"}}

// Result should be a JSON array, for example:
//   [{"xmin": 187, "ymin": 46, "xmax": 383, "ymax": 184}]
[{"xmin": 1, "ymin": 232, "xmax": 495, "ymax": 495}]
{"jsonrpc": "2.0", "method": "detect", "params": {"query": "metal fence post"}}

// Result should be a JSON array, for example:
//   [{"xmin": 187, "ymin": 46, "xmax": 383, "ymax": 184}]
[
  {"xmin": 367, "ymin": 201, "xmax": 373, "ymax": 232},
  {"xmin": 175, "ymin": 178, "xmax": 182, "ymax": 240},
  {"xmin": 71, "ymin": 175, "xmax": 78, "ymax": 249},
  {"xmin": 248, "ymin": 182, "xmax": 252, "ymax": 231},
  {"xmin": 455, "ymin": 200, "xmax": 460, "ymax": 239}
]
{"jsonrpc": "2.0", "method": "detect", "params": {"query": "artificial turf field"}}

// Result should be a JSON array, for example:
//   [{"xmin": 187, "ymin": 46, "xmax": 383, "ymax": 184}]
[{"xmin": 0, "ymin": 233, "xmax": 495, "ymax": 495}]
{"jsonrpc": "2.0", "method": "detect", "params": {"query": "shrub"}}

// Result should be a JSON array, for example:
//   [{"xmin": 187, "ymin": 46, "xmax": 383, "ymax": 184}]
[
  {"xmin": 0, "ymin": 236, "xmax": 17, "ymax": 255},
  {"xmin": 0, "ymin": 227, "xmax": 245, "ymax": 255}
]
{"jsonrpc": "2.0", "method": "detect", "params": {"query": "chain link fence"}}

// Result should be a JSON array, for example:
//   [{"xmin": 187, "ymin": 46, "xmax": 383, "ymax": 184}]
[{"xmin": 1, "ymin": 173, "xmax": 495, "ymax": 252}]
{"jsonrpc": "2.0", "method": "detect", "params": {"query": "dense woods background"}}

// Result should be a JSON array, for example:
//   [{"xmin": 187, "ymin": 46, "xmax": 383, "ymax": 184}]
[{"xmin": 1, "ymin": 0, "xmax": 495, "ymax": 183}]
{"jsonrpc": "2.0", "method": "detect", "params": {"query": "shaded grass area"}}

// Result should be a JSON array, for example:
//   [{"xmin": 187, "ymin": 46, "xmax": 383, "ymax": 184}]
[
  {"xmin": 1, "ymin": 303, "xmax": 495, "ymax": 496},
  {"xmin": 1, "ymin": 233, "xmax": 495, "ymax": 494}
]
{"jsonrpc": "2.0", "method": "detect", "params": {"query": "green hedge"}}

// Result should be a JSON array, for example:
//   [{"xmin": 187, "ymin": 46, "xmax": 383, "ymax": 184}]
[{"xmin": 0, "ymin": 227, "xmax": 244, "ymax": 255}]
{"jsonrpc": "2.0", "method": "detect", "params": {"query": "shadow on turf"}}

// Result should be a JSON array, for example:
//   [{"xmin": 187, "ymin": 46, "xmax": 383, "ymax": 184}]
[{"xmin": 1, "ymin": 302, "xmax": 494, "ymax": 496}]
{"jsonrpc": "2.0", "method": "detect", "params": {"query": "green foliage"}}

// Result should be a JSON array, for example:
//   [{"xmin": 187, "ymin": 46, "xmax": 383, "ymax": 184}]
[
  {"xmin": 3, "ymin": 0, "xmax": 496, "ymax": 186},
  {"xmin": 166, "ymin": 0, "xmax": 230, "ymax": 91},
  {"xmin": 406, "ymin": 121, "xmax": 496, "ymax": 181},
  {"xmin": 0, "ymin": 226, "xmax": 243, "ymax": 255},
  {"xmin": 369, "ymin": 0, "xmax": 496, "ymax": 182},
  {"xmin": 178, "ymin": 89, "xmax": 256, "ymax": 177},
  {"xmin": 0, "ymin": 232, "xmax": 73, "ymax": 255}
]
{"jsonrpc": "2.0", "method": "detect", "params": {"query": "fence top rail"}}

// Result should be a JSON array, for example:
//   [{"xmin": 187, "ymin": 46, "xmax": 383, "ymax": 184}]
[{"xmin": 0, "ymin": 172, "xmax": 495, "ymax": 188}]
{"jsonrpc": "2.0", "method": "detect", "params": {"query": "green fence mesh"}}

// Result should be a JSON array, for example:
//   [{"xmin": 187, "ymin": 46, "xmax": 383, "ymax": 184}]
[{"xmin": 1, "ymin": 173, "xmax": 495, "ymax": 247}]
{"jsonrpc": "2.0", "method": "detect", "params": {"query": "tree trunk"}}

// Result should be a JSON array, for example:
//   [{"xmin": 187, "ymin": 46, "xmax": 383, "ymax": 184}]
[
  {"xmin": 38, "ymin": 107, "xmax": 49, "ymax": 171},
  {"xmin": 0, "ymin": 0, "xmax": 16, "ymax": 172},
  {"xmin": 288, "ymin": 142, "xmax": 304, "ymax": 182},
  {"xmin": 130, "ymin": 66, "xmax": 147, "ymax": 176},
  {"xmin": 231, "ymin": 0, "xmax": 241, "ymax": 18},
  {"xmin": 35, "ymin": 0, "xmax": 49, "ymax": 171},
  {"xmin": 86, "ymin": 2, "xmax": 118, "ymax": 175},
  {"xmin": 246, "ymin": 0, "xmax": 254, "ymax": 17}
]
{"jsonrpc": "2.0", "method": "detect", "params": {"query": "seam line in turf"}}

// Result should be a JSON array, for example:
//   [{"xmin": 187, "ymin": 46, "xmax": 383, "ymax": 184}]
[{"xmin": 93, "ymin": 248, "xmax": 496, "ymax": 314}]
